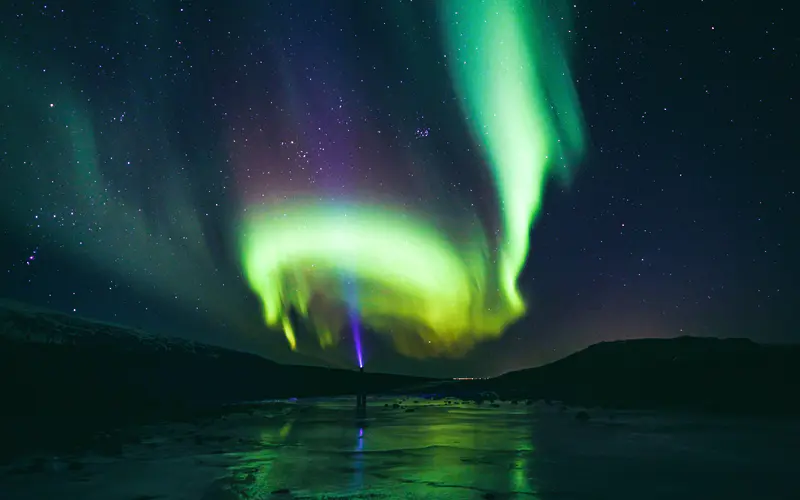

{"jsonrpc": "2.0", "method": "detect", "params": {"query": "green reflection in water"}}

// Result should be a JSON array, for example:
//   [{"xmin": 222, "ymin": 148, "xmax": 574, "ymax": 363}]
[{"xmin": 223, "ymin": 399, "xmax": 540, "ymax": 498}]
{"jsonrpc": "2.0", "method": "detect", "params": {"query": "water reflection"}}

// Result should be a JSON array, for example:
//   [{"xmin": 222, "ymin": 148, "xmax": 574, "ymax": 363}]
[
  {"xmin": 227, "ymin": 397, "xmax": 539, "ymax": 498},
  {"xmin": 353, "ymin": 426, "xmax": 365, "ymax": 492},
  {"xmin": 2, "ymin": 398, "xmax": 797, "ymax": 499}
]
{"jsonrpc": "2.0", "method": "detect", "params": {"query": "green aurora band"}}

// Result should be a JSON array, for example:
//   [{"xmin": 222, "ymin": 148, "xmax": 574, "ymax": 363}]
[{"xmin": 240, "ymin": 0, "xmax": 585, "ymax": 358}]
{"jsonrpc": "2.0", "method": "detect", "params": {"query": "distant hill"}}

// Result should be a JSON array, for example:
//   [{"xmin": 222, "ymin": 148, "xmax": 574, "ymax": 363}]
[
  {"xmin": 450, "ymin": 337, "xmax": 800, "ymax": 415},
  {"xmin": 0, "ymin": 303, "xmax": 430, "ymax": 455}
]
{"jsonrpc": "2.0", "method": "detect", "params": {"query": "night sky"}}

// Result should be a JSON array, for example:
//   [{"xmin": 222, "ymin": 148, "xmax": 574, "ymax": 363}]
[{"xmin": 1, "ymin": 0, "xmax": 796, "ymax": 377}]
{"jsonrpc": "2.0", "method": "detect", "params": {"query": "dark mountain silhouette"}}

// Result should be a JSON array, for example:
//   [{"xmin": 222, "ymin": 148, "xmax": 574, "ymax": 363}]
[
  {"xmin": 447, "ymin": 337, "xmax": 800, "ymax": 415},
  {"xmin": 0, "ymin": 302, "xmax": 430, "ymax": 457}
]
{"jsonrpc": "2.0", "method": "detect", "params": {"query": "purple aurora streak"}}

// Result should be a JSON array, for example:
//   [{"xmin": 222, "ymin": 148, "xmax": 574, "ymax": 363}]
[{"xmin": 351, "ymin": 310, "xmax": 364, "ymax": 369}]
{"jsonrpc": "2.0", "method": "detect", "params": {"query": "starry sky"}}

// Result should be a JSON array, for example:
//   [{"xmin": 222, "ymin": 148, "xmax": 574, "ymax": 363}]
[{"xmin": 0, "ymin": 0, "xmax": 796, "ymax": 377}]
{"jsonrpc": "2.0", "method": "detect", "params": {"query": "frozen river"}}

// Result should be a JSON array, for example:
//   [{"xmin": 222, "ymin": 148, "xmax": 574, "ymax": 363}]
[{"xmin": 1, "ymin": 396, "xmax": 798, "ymax": 499}]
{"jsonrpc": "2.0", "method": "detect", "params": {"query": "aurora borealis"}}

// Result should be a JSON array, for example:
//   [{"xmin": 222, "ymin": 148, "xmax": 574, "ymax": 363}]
[
  {"xmin": 0, "ymin": 0, "xmax": 794, "ymax": 376},
  {"xmin": 240, "ymin": 0, "xmax": 584, "ymax": 357}
]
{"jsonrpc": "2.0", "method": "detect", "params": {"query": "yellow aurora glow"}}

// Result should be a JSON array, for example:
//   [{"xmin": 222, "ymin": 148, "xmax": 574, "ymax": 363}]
[{"xmin": 240, "ymin": 0, "xmax": 585, "ymax": 357}]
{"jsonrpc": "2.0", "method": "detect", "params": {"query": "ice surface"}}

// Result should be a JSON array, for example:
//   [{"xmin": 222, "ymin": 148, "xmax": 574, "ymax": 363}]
[{"xmin": 1, "ymin": 397, "xmax": 798, "ymax": 499}]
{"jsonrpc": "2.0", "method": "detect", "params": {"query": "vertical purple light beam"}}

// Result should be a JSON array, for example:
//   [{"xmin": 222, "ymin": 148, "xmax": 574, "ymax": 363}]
[
  {"xmin": 350, "ymin": 309, "xmax": 364, "ymax": 369},
  {"xmin": 344, "ymin": 276, "xmax": 364, "ymax": 369}
]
